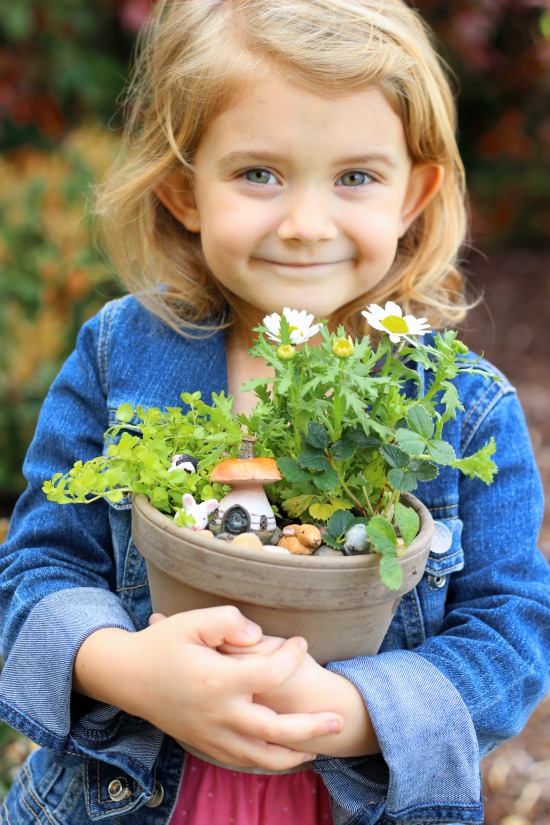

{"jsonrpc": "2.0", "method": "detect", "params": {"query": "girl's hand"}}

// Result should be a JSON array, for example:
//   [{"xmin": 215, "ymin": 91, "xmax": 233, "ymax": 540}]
[
  {"xmin": 73, "ymin": 606, "xmax": 343, "ymax": 771},
  {"xmin": 222, "ymin": 633, "xmax": 381, "ymax": 758}
]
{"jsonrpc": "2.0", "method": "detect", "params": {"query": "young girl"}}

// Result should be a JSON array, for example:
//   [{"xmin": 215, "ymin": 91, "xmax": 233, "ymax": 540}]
[{"xmin": 1, "ymin": 1, "xmax": 549, "ymax": 823}]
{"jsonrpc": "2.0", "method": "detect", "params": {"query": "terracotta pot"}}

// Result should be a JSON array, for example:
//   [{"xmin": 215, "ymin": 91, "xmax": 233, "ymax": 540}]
[{"xmin": 132, "ymin": 493, "xmax": 434, "ymax": 665}]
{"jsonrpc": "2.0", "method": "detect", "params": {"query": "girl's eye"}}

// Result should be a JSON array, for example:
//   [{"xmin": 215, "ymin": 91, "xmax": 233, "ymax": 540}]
[
  {"xmin": 243, "ymin": 168, "xmax": 277, "ymax": 185},
  {"xmin": 338, "ymin": 171, "xmax": 372, "ymax": 187}
]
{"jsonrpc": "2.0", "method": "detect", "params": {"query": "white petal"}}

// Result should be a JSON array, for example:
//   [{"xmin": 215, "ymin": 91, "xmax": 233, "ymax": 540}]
[
  {"xmin": 382, "ymin": 301, "xmax": 404, "ymax": 317},
  {"xmin": 263, "ymin": 313, "xmax": 282, "ymax": 342},
  {"xmin": 361, "ymin": 310, "xmax": 385, "ymax": 331},
  {"xmin": 363, "ymin": 303, "xmax": 386, "ymax": 321}
]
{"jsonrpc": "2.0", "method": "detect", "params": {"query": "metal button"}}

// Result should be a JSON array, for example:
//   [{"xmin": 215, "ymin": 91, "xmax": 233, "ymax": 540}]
[
  {"xmin": 107, "ymin": 778, "xmax": 131, "ymax": 802},
  {"xmin": 429, "ymin": 522, "xmax": 453, "ymax": 555},
  {"xmin": 144, "ymin": 782, "xmax": 164, "ymax": 808}
]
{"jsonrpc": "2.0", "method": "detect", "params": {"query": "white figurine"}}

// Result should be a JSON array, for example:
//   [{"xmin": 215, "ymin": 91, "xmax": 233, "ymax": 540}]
[{"xmin": 176, "ymin": 493, "xmax": 218, "ymax": 530}]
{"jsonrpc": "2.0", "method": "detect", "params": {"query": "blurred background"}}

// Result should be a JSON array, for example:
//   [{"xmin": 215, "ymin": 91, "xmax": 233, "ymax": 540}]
[{"xmin": 0, "ymin": 0, "xmax": 549, "ymax": 819}]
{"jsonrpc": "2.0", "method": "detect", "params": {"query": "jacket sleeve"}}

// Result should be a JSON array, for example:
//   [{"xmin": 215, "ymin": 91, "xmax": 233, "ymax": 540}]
[
  {"xmin": 316, "ymin": 378, "xmax": 550, "ymax": 825},
  {"xmin": 0, "ymin": 305, "xmax": 164, "ymax": 795}
]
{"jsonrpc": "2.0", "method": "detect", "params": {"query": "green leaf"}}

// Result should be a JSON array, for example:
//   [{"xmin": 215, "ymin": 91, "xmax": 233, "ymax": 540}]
[
  {"xmin": 379, "ymin": 555, "xmax": 403, "ymax": 591},
  {"xmin": 394, "ymin": 501, "xmax": 420, "ymax": 548},
  {"xmin": 363, "ymin": 454, "xmax": 386, "ymax": 488},
  {"xmin": 327, "ymin": 509, "xmax": 354, "ymax": 538},
  {"xmin": 298, "ymin": 447, "xmax": 331, "ymax": 472},
  {"xmin": 366, "ymin": 515, "xmax": 397, "ymax": 556},
  {"xmin": 283, "ymin": 494, "xmax": 316, "ymax": 518},
  {"xmin": 450, "ymin": 438, "xmax": 497, "ymax": 484},
  {"xmin": 116, "ymin": 403, "xmax": 134, "ymax": 423},
  {"xmin": 410, "ymin": 461, "xmax": 439, "ymax": 482},
  {"xmin": 394, "ymin": 428, "xmax": 426, "ymax": 455},
  {"xmin": 277, "ymin": 457, "xmax": 310, "ymax": 483},
  {"xmin": 381, "ymin": 444, "xmax": 410, "ymax": 468},
  {"xmin": 330, "ymin": 432, "xmax": 358, "ymax": 461},
  {"xmin": 427, "ymin": 440, "xmax": 456, "ymax": 465},
  {"xmin": 305, "ymin": 421, "xmax": 330, "ymax": 449},
  {"xmin": 310, "ymin": 502, "xmax": 341, "ymax": 521},
  {"xmin": 312, "ymin": 468, "xmax": 341, "ymax": 491},
  {"xmin": 406, "ymin": 405, "xmax": 434, "ymax": 439},
  {"xmin": 387, "ymin": 468, "xmax": 418, "ymax": 492}
]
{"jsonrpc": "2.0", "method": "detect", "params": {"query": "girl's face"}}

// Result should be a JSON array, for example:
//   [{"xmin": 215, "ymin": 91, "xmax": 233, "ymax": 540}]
[{"xmin": 159, "ymin": 69, "xmax": 441, "ymax": 325}]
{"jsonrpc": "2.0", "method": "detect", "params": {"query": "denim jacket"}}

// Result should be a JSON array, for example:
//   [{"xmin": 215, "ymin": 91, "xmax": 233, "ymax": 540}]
[{"xmin": 1, "ymin": 296, "xmax": 549, "ymax": 825}]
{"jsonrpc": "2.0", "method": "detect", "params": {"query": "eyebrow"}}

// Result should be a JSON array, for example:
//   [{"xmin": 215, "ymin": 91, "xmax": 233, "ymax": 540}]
[{"xmin": 217, "ymin": 150, "xmax": 398, "ymax": 170}]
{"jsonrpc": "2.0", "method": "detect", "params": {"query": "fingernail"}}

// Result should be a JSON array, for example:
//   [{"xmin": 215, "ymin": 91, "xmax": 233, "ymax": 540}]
[
  {"xmin": 295, "ymin": 637, "xmax": 308, "ymax": 651},
  {"xmin": 245, "ymin": 621, "xmax": 261, "ymax": 638},
  {"xmin": 303, "ymin": 753, "xmax": 316, "ymax": 762},
  {"xmin": 329, "ymin": 719, "xmax": 341, "ymax": 733}
]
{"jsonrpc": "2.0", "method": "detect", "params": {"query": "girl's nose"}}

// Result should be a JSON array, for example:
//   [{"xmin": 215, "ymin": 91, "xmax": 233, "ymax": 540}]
[{"xmin": 276, "ymin": 190, "xmax": 338, "ymax": 245}]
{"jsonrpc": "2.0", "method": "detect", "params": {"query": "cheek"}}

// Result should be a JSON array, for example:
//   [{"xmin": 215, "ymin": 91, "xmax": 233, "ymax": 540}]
[
  {"xmin": 353, "ymin": 214, "xmax": 401, "ymax": 261},
  {"xmin": 199, "ymin": 218, "xmax": 246, "ymax": 266}
]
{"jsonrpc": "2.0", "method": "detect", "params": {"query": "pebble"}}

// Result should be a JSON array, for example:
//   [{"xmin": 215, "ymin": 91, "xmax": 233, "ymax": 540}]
[
  {"xmin": 230, "ymin": 532, "xmax": 264, "ymax": 550},
  {"xmin": 343, "ymin": 523, "xmax": 371, "ymax": 554},
  {"xmin": 314, "ymin": 545, "xmax": 344, "ymax": 557}
]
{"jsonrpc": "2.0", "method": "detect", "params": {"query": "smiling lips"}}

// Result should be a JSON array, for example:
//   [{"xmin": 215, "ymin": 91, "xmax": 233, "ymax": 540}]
[{"xmin": 259, "ymin": 259, "xmax": 347, "ymax": 268}]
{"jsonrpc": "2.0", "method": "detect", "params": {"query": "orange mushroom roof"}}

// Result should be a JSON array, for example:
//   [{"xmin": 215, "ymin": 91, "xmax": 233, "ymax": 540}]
[{"xmin": 210, "ymin": 455, "xmax": 282, "ymax": 485}]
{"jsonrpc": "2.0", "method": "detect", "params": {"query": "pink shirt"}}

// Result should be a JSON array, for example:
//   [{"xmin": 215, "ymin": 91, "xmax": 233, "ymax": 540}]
[{"xmin": 169, "ymin": 753, "xmax": 333, "ymax": 824}]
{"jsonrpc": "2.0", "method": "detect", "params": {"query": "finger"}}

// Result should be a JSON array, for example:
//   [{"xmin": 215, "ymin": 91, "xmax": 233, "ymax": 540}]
[
  {"xmin": 183, "ymin": 605, "xmax": 263, "ymax": 649},
  {"xmin": 229, "ymin": 741, "xmax": 317, "ymax": 773},
  {"xmin": 238, "ymin": 703, "xmax": 343, "ymax": 746},
  {"xmin": 148, "ymin": 612, "xmax": 168, "ymax": 626},
  {"xmin": 218, "ymin": 636, "xmax": 286, "ymax": 656},
  {"xmin": 197, "ymin": 728, "xmax": 317, "ymax": 772},
  {"xmin": 236, "ymin": 636, "xmax": 309, "ymax": 694}
]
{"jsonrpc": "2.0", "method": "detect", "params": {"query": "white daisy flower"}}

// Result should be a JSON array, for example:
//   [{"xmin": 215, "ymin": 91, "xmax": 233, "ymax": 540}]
[
  {"xmin": 263, "ymin": 308, "xmax": 320, "ymax": 344},
  {"xmin": 361, "ymin": 301, "xmax": 431, "ymax": 344}
]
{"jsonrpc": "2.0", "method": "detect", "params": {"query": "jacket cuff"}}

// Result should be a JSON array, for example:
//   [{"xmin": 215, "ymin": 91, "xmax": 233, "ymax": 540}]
[
  {"xmin": 322, "ymin": 650, "xmax": 483, "ymax": 823},
  {"xmin": 0, "ymin": 587, "xmax": 163, "ymax": 792}
]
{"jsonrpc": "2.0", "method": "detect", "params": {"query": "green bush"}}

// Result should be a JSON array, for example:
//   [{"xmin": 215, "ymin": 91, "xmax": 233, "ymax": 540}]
[{"xmin": 0, "ymin": 127, "xmax": 122, "ymax": 501}]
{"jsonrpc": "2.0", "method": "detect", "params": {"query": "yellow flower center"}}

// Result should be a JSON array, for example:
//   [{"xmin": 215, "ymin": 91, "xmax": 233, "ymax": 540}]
[{"xmin": 382, "ymin": 315, "xmax": 408, "ymax": 334}]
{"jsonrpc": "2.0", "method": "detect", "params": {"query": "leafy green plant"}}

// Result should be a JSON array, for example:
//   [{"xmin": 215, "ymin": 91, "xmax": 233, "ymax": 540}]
[
  {"xmin": 43, "ymin": 303, "xmax": 497, "ymax": 590},
  {"xmin": 44, "ymin": 392, "xmax": 244, "ymax": 519}
]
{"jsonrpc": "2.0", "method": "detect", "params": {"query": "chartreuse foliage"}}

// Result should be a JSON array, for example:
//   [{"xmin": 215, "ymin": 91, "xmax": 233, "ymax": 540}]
[
  {"xmin": 43, "ymin": 392, "xmax": 242, "ymax": 514},
  {"xmin": 43, "ymin": 318, "xmax": 498, "ymax": 591}
]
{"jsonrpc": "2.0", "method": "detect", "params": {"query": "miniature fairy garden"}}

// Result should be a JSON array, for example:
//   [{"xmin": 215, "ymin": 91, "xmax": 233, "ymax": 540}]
[{"xmin": 44, "ymin": 302, "xmax": 498, "ymax": 592}]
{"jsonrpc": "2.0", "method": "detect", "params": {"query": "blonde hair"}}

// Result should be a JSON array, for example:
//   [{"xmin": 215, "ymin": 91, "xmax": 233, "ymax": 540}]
[{"xmin": 97, "ymin": 0, "xmax": 470, "ymax": 337}]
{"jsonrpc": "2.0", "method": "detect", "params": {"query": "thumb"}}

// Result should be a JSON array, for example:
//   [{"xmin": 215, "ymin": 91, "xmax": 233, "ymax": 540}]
[
  {"xmin": 148, "ymin": 612, "xmax": 168, "ymax": 626},
  {"xmin": 185, "ymin": 605, "xmax": 263, "ymax": 649}
]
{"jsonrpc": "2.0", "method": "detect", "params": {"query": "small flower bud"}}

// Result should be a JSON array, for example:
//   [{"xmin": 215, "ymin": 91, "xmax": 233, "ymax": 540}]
[
  {"xmin": 276, "ymin": 344, "xmax": 296, "ymax": 361},
  {"xmin": 453, "ymin": 340, "xmax": 469, "ymax": 354},
  {"xmin": 332, "ymin": 336, "xmax": 354, "ymax": 359}
]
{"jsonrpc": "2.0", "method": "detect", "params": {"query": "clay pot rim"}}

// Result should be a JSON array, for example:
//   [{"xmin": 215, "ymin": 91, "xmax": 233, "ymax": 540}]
[{"xmin": 132, "ymin": 494, "xmax": 433, "ymax": 570}]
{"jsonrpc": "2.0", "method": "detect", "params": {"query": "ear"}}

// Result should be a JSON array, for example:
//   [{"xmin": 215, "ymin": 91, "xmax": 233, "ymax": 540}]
[
  {"xmin": 155, "ymin": 168, "xmax": 201, "ymax": 233},
  {"xmin": 398, "ymin": 163, "xmax": 443, "ymax": 238}
]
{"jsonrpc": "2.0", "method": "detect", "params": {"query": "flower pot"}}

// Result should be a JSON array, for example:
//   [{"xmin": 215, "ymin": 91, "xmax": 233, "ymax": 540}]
[{"xmin": 132, "ymin": 493, "xmax": 434, "ymax": 665}]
